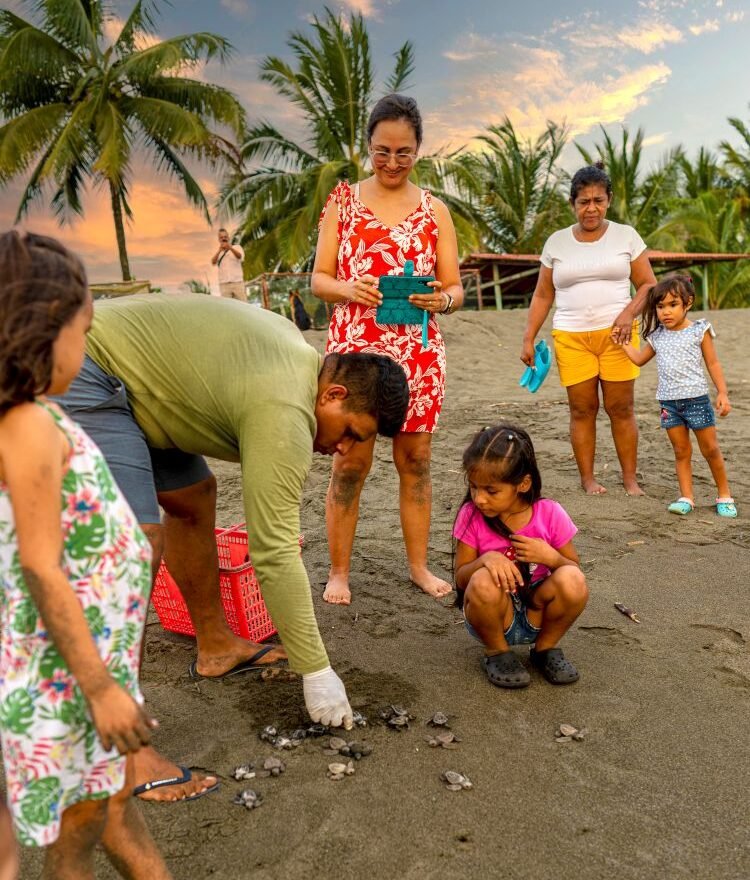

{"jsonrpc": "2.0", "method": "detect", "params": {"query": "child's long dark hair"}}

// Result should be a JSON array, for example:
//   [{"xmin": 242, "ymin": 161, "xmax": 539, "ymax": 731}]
[
  {"xmin": 641, "ymin": 274, "xmax": 695, "ymax": 339},
  {"xmin": 0, "ymin": 231, "xmax": 88, "ymax": 415},
  {"xmin": 454, "ymin": 423, "xmax": 542, "ymax": 599}
]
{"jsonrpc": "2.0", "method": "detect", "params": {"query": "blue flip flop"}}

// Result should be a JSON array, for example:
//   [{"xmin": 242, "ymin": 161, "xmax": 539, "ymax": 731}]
[{"xmin": 519, "ymin": 339, "xmax": 551, "ymax": 394}]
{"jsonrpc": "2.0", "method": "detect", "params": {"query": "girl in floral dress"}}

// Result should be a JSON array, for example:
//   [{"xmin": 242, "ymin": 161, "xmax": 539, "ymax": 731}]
[
  {"xmin": 312, "ymin": 94, "xmax": 464, "ymax": 605},
  {"xmin": 0, "ymin": 232, "xmax": 171, "ymax": 877}
]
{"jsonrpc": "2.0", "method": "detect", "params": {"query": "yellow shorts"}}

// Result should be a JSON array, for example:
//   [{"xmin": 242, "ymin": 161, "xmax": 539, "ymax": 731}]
[{"xmin": 551, "ymin": 325, "xmax": 640, "ymax": 387}]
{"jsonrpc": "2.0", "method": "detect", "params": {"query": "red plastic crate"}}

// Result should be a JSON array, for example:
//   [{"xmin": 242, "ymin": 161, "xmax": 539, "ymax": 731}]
[{"xmin": 151, "ymin": 523, "xmax": 277, "ymax": 642}]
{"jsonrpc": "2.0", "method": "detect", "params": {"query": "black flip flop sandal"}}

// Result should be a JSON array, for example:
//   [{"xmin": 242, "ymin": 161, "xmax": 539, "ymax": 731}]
[
  {"xmin": 529, "ymin": 648, "xmax": 579, "ymax": 685},
  {"xmin": 133, "ymin": 765, "xmax": 220, "ymax": 800},
  {"xmin": 482, "ymin": 651, "xmax": 531, "ymax": 689},
  {"xmin": 188, "ymin": 645, "xmax": 284, "ymax": 680}
]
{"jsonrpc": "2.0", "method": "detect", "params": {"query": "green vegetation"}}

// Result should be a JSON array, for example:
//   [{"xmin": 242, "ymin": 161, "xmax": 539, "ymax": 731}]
[
  {"xmin": 1, "ymin": 5, "xmax": 748, "ymax": 304},
  {"xmin": 0, "ymin": 0, "xmax": 244, "ymax": 280}
]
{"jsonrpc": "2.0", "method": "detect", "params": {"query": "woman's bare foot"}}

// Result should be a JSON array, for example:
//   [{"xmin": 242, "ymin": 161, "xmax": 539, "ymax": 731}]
[
  {"xmin": 582, "ymin": 478, "xmax": 607, "ymax": 495},
  {"xmin": 133, "ymin": 747, "xmax": 218, "ymax": 803},
  {"xmin": 323, "ymin": 573, "xmax": 352, "ymax": 605},
  {"xmin": 623, "ymin": 477, "xmax": 645, "ymax": 496},
  {"xmin": 409, "ymin": 565, "xmax": 453, "ymax": 599}
]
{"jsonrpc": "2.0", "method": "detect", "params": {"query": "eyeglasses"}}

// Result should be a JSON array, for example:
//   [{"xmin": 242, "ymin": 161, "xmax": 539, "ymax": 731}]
[{"xmin": 368, "ymin": 148, "xmax": 418, "ymax": 168}]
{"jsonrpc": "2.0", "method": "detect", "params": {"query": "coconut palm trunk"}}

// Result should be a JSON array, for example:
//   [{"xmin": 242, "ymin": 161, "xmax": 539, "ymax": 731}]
[{"xmin": 109, "ymin": 180, "xmax": 132, "ymax": 281}]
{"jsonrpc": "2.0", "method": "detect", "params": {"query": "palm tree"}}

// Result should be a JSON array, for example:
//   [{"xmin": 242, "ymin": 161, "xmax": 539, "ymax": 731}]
[
  {"xmin": 467, "ymin": 118, "xmax": 569, "ymax": 254},
  {"xmin": 218, "ymin": 6, "xmax": 478, "ymax": 277},
  {"xmin": 651, "ymin": 191, "xmax": 750, "ymax": 308},
  {"xmin": 720, "ymin": 109, "xmax": 750, "ymax": 217},
  {"xmin": 575, "ymin": 126, "xmax": 681, "ymax": 238},
  {"xmin": 0, "ymin": 0, "xmax": 244, "ymax": 280}
]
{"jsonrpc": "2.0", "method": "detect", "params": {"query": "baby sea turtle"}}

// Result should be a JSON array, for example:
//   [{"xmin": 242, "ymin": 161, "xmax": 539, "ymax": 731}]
[
  {"xmin": 307, "ymin": 723, "xmax": 329, "ymax": 738},
  {"xmin": 426, "ymin": 731, "xmax": 461, "ymax": 750},
  {"xmin": 427, "ymin": 712, "xmax": 451, "ymax": 728},
  {"xmin": 323, "ymin": 737, "xmax": 373, "ymax": 760},
  {"xmin": 259, "ymin": 725, "xmax": 278, "ymax": 743},
  {"xmin": 290, "ymin": 728, "xmax": 308, "ymax": 743},
  {"xmin": 441, "ymin": 771, "xmax": 473, "ymax": 792},
  {"xmin": 352, "ymin": 711, "xmax": 368, "ymax": 728},
  {"xmin": 556, "ymin": 724, "xmax": 587, "ymax": 743},
  {"xmin": 257, "ymin": 756, "xmax": 285, "ymax": 777},
  {"xmin": 379, "ymin": 705, "xmax": 413, "ymax": 730},
  {"xmin": 232, "ymin": 763, "xmax": 256, "ymax": 781},
  {"xmin": 233, "ymin": 788, "xmax": 263, "ymax": 810},
  {"xmin": 327, "ymin": 761, "xmax": 355, "ymax": 781}
]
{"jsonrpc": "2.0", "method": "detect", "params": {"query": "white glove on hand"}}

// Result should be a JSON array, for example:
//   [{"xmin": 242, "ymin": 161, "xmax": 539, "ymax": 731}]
[{"xmin": 303, "ymin": 666, "xmax": 353, "ymax": 730}]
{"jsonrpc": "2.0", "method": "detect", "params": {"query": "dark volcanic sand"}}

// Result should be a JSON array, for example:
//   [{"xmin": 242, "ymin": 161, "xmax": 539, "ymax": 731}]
[{"xmin": 16, "ymin": 308, "xmax": 750, "ymax": 879}]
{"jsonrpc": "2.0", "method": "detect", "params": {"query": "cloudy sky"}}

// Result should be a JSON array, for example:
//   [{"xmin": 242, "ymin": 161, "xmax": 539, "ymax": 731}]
[{"xmin": 2, "ymin": 0, "xmax": 749, "ymax": 288}]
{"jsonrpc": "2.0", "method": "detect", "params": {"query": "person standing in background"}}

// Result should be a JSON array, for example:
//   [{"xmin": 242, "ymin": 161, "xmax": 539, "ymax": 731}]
[{"xmin": 212, "ymin": 228, "xmax": 246, "ymax": 300}]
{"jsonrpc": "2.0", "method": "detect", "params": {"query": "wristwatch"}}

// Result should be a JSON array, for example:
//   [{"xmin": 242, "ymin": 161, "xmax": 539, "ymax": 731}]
[{"xmin": 440, "ymin": 293, "xmax": 455, "ymax": 314}]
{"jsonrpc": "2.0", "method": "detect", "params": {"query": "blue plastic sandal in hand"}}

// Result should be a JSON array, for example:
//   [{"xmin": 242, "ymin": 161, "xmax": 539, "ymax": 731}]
[{"xmin": 519, "ymin": 339, "xmax": 551, "ymax": 394}]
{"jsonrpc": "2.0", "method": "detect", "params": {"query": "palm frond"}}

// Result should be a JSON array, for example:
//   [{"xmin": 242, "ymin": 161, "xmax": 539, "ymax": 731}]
[
  {"xmin": 385, "ymin": 42, "xmax": 415, "ymax": 93},
  {"xmin": 36, "ymin": 0, "xmax": 98, "ymax": 54}
]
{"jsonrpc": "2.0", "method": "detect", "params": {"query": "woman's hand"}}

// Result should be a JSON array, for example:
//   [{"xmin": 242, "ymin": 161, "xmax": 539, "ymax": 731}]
[
  {"xmin": 520, "ymin": 338, "xmax": 536, "ymax": 367},
  {"xmin": 345, "ymin": 274, "xmax": 382, "ymax": 308},
  {"xmin": 409, "ymin": 280, "xmax": 449, "ymax": 313},
  {"xmin": 479, "ymin": 551, "xmax": 525, "ymax": 594},
  {"xmin": 611, "ymin": 310, "xmax": 635, "ymax": 344}
]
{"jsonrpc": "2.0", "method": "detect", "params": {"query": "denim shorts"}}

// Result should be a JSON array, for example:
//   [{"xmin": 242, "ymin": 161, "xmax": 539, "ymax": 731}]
[
  {"xmin": 50, "ymin": 356, "xmax": 210, "ymax": 523},
  {"xmin": 659, "ymin": 395, "xmax": 715, "ymax": 431},
  {"xmin": 464, "ymin": 605, "xmax": 541, "ymax": 647}
]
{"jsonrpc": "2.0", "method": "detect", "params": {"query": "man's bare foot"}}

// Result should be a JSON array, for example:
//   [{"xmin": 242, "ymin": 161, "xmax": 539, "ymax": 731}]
[
  {"xmin": 194, "ymin": 634, "xmax": 287, "ymax": 678},
  {"xmin": 582, "ymin": 478, "xmax": 607, "ymax": 495},
  {"xmin": 323, "ymin": 573, "xmax": 352, "ymax": 605},
  {"xmin": 134, "ymin": 746, "xmax": 218, "ymax": 803},
  {"xmin": 409, "ymin": 566, "xmax": 453, "ymax": 599},
  {"xmin": 623, "ymin": 477, "xmax": 645, "ymax": 496}
]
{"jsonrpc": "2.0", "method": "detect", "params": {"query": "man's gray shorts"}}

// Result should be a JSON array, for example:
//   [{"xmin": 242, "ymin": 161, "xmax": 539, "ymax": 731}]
[{"xmin": 51, "ymin": 356, "xmax": 211, "ymax": 524}]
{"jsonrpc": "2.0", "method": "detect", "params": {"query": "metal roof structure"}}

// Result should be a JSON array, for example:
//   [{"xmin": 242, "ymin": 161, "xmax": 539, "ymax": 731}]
[{"xmin": 459, "ymin": 250, "xmax": 750, "ymax": 309}]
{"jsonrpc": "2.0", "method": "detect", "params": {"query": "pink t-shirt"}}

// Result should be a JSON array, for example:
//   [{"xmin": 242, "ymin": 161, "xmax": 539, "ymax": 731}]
[{"xmin": 453, "ymin": 498, "xmax": 577, "ymax": 584}]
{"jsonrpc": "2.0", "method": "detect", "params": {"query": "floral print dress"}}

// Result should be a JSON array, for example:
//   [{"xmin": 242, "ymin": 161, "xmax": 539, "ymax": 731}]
[
  {"xmin": 0, "ymin": 402, "xmax": 151, "ymax": 846},
  {"xmin": 322, "ymin": 181, "xmax": 446, "ymax": 433}
]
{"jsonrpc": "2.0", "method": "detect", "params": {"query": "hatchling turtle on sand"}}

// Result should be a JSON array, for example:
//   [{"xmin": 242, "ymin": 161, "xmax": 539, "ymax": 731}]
[
  {"xmin": 233, "ymin": 789, "xmax": 263, "ymax": 810},
  {"xmin": 378, "ymin": 705, "xmax": 413, "ymax": 730},
  {"xmin": 257, "ymin": 757, "xmax": 286, "ymax": 777},
  {"xmin": 327, "ymin": 761, "xmax": 355, "ymax": 781},
  {"xmin": 555, "ymin": 723, "xmax": 587, "ymax": 743},
  {"xmin": 323, "ymin": 737, "xmax": 373, "ymax": 760},
  {"xmin": 232, "ymin": 764, "xmax": 256, "ymax": 781},
  {"xmin": 441, "ymin": 771, "xmax": 473, "ymax": 791},
  {"xmin": 427, "ymin": 712, "xmax": 451, "ymax": 728},
  {"xmin": 426, "ymin": 731, "xmax": 461, "ymax": 750}
]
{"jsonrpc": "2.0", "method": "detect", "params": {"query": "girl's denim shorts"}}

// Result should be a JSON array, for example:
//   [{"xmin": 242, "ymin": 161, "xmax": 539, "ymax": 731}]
[{"xmin": 659, "ymin": 395, "xmax": 715, "ymax": 431}]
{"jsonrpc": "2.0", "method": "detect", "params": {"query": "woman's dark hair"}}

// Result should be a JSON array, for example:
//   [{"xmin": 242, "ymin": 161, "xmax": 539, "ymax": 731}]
[
  {"xmin": 640, "ymin": 274, "xmax": 695, "ymax": 339},
  {"xmin": 569, "ymin": 161, "xmax": 612, "ymax": 202},
  {"xmin": 0, "ymin": 231, "xmax": 88, "ymax": 414},
  {"xmin": 366, "ymin": 93, "xmax": 423, "ymax": 147},
  {"xmin": 452, "ymin": 423, "xmax": 543, "ymax": 605}
]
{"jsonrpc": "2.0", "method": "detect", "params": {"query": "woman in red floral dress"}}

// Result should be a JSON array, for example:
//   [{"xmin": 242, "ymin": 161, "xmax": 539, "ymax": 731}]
[{"xmin": 312, "ymin": 94, "xmax": 464, "ymax": 605}]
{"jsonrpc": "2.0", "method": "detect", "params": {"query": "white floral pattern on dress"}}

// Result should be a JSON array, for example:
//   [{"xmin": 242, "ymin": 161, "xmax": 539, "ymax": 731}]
[
  {"xmin": 321, "ymin": 181, "xmax": 446, "ymax": 433},
  {"xmin": 0, "ymin": 403, "xmax": 151, "ymax": 846}
]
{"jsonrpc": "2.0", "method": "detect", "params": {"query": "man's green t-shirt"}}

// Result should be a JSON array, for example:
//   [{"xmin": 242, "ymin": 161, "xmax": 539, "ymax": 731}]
[{"xmin": 87, "ymin": 294, "xmax": 328, "ymax": 674}]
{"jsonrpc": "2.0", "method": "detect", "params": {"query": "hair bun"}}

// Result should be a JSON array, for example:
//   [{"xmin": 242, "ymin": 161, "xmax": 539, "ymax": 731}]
[{"xmin": 594, "ymin": 160, "xmax": 605, "ymax": 171}]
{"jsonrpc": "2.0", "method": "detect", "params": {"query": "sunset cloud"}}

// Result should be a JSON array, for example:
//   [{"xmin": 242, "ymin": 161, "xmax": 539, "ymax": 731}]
[
  {"xmin": 430, "ymin": 34, "xmax": 672, "ymax": 152},
  {"xmin": 689, "ymin": 19, "xmax": 720, "ymax": 35},
  {"xmin": 618, "ymin": 21, "xmax": 683, "ymax": 52},
  {"xmin": 0, "ymin": 169, "xmax": 221, "ymax": 289},
  {"xmin": 338, "ymin": 0, "xmax": 378, "ymax": 17}
]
